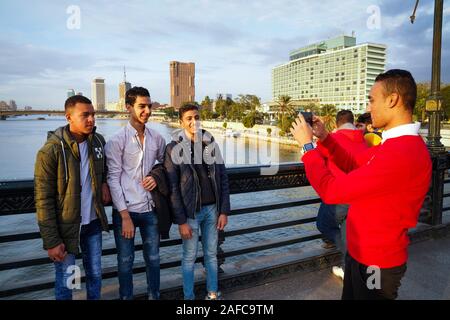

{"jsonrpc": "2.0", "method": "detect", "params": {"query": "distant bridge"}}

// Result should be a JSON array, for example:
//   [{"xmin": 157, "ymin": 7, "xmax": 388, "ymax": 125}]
[{"xmin": 0, "ymin": 110, "xmax": 128, "ymax": 119}]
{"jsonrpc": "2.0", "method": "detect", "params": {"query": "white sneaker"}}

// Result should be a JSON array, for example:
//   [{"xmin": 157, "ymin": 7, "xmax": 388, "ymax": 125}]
[{"xmin": 332, "ymin": 266, "xmax": 345, "ymax": 280}]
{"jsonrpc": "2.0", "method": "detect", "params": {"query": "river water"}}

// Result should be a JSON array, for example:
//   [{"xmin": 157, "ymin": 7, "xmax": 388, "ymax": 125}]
[{"xmin": 0, "ymin": 116, "xmax": 321, "ymax": 299}]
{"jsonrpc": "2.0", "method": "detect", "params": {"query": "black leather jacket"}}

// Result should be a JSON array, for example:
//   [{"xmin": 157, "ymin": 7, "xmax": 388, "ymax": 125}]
[{"xmin": 163, "ymin": 129, "xmax": 230, "ymax": 225}]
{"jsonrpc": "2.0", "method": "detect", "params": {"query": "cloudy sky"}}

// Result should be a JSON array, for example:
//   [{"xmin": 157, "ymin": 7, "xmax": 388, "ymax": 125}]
[{"xmin": 0, "ymin": 0, "xmax": 449, "ymax": 109}]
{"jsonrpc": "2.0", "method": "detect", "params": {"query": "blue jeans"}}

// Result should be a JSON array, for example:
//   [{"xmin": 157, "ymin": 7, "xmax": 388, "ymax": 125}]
[
  {"xmin": 54, "ymin": 219, "xmax": 103, "ymax": 300},
  {"xmin": 113, "ymin": 210, "xmax": 160, "ymax": 300},
  {"xmin": 182, "ymin": 204, "xmax": 218, "ymax": 300},
  {"xmin": 316, "ymin": 202, "xmax": 340, "ymax": 244}
]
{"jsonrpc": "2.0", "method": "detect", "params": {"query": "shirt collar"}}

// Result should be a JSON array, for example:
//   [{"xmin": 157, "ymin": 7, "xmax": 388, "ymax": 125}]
[
  {"xmin": 126, "ymin": 122, "xmax": 148, "ymax": 137},
  {"xmin": 381, "ymin": 122, "xmax": 420, "ymax": 144}
]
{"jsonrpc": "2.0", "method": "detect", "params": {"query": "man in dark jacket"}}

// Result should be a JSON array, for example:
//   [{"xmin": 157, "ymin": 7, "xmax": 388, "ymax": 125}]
[
  {"xmin": 34, "ymin": 95, "xmax": 110, "ymax": 300},
  {"xmin": 164, "ymin": 103, "xmax": 230, "ymax": 300}
]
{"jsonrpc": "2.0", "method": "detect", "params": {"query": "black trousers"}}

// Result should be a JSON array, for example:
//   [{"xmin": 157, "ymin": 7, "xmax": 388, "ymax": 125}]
[{"xmin": 342, "ymin": 253, "xmax": 407, "ymax": 300}]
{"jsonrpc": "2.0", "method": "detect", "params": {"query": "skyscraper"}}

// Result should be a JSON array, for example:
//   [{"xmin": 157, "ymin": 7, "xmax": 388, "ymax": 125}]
[
  {"xmin": 170, "ymin": 61, "xmax": 195, "ymax": 109},
  {"xmin": 119, "ymin": 66, "xmax": 131, "ymax": 111},
  {"xmin": 91, "ymin": 78, "xmax": 106, "ymax": 111},
  {"xmin": 67, "ymin": 89, "xmax": 75, "ymax": 98},
  {"xmin": 272, "ymin": 35, "xmax": 386, "ymax": 113}
]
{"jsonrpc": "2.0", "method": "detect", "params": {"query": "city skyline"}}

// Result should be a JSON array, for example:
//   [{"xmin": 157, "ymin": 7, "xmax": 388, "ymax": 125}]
[{"xmin": 0, "ymin": 0, "xmax": 449, "ymax": 109}]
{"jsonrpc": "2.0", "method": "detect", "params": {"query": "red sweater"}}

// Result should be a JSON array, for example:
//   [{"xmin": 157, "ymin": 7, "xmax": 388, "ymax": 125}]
[{"xmin": 303, "ymin": 134, "xmax": 431, "ymax": 268}]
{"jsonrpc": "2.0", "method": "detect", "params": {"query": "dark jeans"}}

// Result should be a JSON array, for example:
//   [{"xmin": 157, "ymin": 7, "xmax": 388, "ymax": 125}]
[
  {"xmin": 54, "ymin": 219, "xmax": 103, "ymax": 300},
  {"xmin": 113, "ymin": 210, "xmax": 160, "ymax": 300},
  {"xmin": 316, "ymin": 202, "xmax": 340, "ymax": 244},
  {"xmin": 342, "ymin": 253, "xmax": 407, "ymax": 300}
]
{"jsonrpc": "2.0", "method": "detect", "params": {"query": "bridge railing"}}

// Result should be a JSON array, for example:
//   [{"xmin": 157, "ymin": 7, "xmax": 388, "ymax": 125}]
[{"xmin": 0, "ymin": 158, "xmax": 449, "ymax": 299}]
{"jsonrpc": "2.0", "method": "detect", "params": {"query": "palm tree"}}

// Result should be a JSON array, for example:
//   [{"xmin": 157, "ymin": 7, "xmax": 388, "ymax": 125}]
[
  {"xmin": 320, "ymin": 104, "xmax": 337, "ymax": 132},
  {"xmin": 275, "ymin": 95, "xmax": 296, "ymax": 131}
]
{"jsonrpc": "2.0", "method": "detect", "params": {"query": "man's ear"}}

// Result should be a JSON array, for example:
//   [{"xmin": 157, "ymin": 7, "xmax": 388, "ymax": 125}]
[
  {"xmin": 388, "ymin": 92, "xmax": 400, "ymax": 109},
  {"xmin": 65, "ymin": 111, "xmax": 71, "ymax": 123}
]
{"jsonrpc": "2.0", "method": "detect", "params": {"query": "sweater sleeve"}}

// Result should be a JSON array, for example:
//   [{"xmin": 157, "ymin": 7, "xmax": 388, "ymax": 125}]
[{"xmin": 302, "ymin": 147, "xmax": 406, "ymax": 205}]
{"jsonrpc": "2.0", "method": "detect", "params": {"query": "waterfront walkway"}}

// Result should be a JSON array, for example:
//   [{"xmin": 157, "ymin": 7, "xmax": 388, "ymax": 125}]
[{"xmin": 223, "ymin": 233, "xmax": 450, "ymax": 300}]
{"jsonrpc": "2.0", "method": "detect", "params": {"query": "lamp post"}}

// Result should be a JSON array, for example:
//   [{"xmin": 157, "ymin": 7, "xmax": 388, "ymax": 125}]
[{"xmin": 425, "ymin": 0, "xmax": 446, "ymax": 225}]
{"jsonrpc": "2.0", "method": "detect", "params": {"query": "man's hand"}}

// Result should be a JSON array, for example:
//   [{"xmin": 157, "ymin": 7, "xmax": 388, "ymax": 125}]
[
  {"xmin": 179, "ymin": 223, "xmax": 193, "ymax": 240},
  {"xmin": 102, "ymin": 182, "xmax": 112, "ymax": 205},
  {"xmin": 217, "ymin": 214, "xmax": 228, "ymax": 231},
  {"xmin": 142, "ymin": 176, "xmax": 157, "ymax": 192},
  {"xmin": 312, "ymin": 116, "xmax": 329, "ymax": 141},
  {"xmin": 290, "ymin": 113, "xmax": 314, "ymax": 148},
  {"xmin": 120, "ymin": 210, "xmax": 135, "ymax": 239},
  {"xmin": 48, "ymin": 243, "xmax": 67, "ymax": 262}
]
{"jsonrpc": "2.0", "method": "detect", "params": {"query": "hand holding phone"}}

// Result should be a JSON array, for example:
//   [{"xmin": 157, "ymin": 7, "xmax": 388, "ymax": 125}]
[{"xmin": 300, "ymin": 111, "xmax": 313, "ymax": 126}]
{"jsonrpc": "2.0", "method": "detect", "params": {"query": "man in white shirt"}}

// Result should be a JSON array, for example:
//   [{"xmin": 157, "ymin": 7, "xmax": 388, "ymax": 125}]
[{"xmin": 105, "ymin": 87, "xmax": 166, "ymax": 300}]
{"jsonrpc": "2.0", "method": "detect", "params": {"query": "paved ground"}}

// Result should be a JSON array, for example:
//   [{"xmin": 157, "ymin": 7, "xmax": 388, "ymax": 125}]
[{"xmin": 223, "ymin": 235, "xmax": 450, "ymax": 300}]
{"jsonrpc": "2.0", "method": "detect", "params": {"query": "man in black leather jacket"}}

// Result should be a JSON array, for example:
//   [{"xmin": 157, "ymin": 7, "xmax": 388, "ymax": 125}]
[{"xmin": 164, "ymin": 103, "xmax": 230, "ymax": 300}]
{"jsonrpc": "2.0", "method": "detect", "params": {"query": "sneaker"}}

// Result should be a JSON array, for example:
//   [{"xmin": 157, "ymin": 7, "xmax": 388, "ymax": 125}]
[
  {"xmin": 332, "ymin": 266, "xmax": 345, "ymax": 280},
  {"xmin": 205, "ymin": 291, "xmax": 222, "ymax": 300},
  {"xmin": 321, "ymin": 240, "xmax": 336, "ymax": 249}
]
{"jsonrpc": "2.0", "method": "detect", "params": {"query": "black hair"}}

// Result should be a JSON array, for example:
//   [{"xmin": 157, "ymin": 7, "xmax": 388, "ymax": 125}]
[
  {"xmin": 336, "ymin": 110, "xmax": 354, "ymax": 126},
  {"xmin": 179, "ymin": 103, "xmax": 199, "ymax": 120},
  {"xmin": 357, "ymin": 112, "xmax": 372, "ymax": 124},
  {"xmin": 64, "ymin": 95, "xmax": 92, "ymax": 113},
  {"xmin": 375, "ymin": 69, "xmax": 417, "ymax": 112},
  {"xmin": 125, "ymin": 86, "xmax": 150, "ymax": 106}
]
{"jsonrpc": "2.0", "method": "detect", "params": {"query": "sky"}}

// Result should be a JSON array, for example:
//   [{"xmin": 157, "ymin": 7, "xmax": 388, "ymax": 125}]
[{"xmin": 0, "ymin": 0, "xmax": 449, "ymax": 109}]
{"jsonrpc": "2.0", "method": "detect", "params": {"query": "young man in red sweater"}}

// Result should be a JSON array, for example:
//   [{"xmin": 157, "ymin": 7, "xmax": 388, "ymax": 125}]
[{"xmin": 291, "ymin": 69, "xmax": 432, "ymax": 300}]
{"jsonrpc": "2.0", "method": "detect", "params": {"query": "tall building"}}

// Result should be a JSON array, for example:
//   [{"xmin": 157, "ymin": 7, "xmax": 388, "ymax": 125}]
[
  {"xmin": 9, "ymin": 100, "xmax": 17, "ymax": 111},
  {"xmin": 119, "ymin": 67, "xmax": 131, "ymax": 111},
  {"xmin": 216, "ymin": 93, "xmax": 232, "ymax": 101},
  {"xmin": 170, "ymin": 61, "xmax": 195, "ymax": 109},
  {"xmin": 91, "ymin": 78, "xmax": 106, "ymax": 111},
  {"xmin": 67, "ymin": 89, "xmax": 75, "ymax": 98},
  {"xmin": 272, "ymin": 35, "xmax": 386, "ymax": 113}
]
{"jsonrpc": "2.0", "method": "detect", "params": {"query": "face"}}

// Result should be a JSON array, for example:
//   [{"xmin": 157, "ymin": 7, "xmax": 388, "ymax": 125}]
[
  {"xmin": 367, "ymin": 81, "xmax": 392, "ymax": 129},
  {"xmin": 355, "ymin": 122, "xmax": 366, "ymax": 131},
  {"xmin": 127, "ymin": 96, "xmax": 151, "ymax": 124},
  {"xmin": 180, "ymin": 109, "xmax": 200, "ymax": 136},
  {"xmin": 66, "ymin": 103, "xmax": 95, "ymax": 136}
]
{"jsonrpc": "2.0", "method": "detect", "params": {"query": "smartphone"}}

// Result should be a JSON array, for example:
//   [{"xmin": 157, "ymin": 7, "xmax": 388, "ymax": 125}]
[{"xmin": 300, "ymin": 111, "xmax": 313, "ymax": 126}]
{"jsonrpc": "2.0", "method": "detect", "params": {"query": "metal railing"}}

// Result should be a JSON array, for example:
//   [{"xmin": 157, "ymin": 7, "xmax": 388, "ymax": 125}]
[{"xmin": 0, "ymin": 158, "xmax": 449, "ymax": 299}]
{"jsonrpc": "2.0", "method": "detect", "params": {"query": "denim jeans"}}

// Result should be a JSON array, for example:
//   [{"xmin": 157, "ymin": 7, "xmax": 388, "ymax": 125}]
[
  {"xmin": 113, "ymin": 210, "xmax": 160, "ymax": 300},
  {"xmin": 316, "ymin": 202, "xmax": 340, "ymax": 244},
  {"xmin": 54, "ymin": 218, "xmax": 103, "ymax": 300},
  {"xmin": 182, "ymin": 204, "xmax": 218, "ymax": 300}
]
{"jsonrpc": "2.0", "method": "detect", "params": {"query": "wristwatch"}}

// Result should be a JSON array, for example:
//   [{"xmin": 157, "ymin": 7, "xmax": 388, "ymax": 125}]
[{"xmin": 301, "ymin": 142, "xmax": 316, "ymax": 155}]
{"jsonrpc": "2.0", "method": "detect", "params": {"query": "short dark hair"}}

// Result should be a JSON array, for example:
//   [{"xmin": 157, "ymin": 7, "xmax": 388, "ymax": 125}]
[
  {"xmin": 125, "ymin": 87, "xmax": 150, "ymax": 106},
  {"xmin": 357, "ymin": 112, "xmax": 372, "ymax": 124},
  {"xmin": 375, "ymin": 69, "xmax": 417, "ymax": 112},
  {"xmin": 64, "ymin": 95, "xmax": 92, "ymax": 113},
  {"xmin": 336, "ymin": 110, "xmax": 354, "ymax": 127},
  {"xmin": 179, "ymin": 103, "xmax": 199, "ymax": 120}
]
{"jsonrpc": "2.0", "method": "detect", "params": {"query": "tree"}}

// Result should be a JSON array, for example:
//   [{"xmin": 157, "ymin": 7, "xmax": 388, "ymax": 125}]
[
  {"xmin": 236, "ymin": 94, "xmax": 261, "ymax": 112},
  {"xmin": 223, "ymin": 122, "xmax": 227, "ymax": 129},
  {"xmin": 200, "ymin": 96, "xmax": 213, "ymax": 110},
  {"xmin": 320, "ymin": 104, "xmax": 337, "ymax": 132},
  {"xmin": 242, "ymin": 113, "xmax": 256, "ymax": 128},
  {"xmin": 275, "ymin": 95, "xmax": 296, "ymax": 133},
  {"xmin": 200, "ymin": 108, "xmax": 213, "ymax": 120},
  {"xmin": 414, "ymin": 83, "xmax": 430, "ymax": 122}
]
